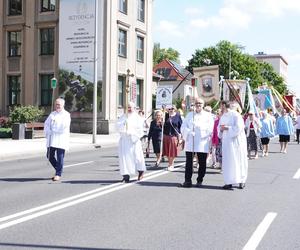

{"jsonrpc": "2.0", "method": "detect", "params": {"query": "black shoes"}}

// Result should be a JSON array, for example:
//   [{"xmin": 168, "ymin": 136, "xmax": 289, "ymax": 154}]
[
  {"xmin": 195, "ymin": 181, "xmax": 203, "ymax": 187},
  {"xmin": 138, "ymin": 171, "xmax": 144, "ymax": 181},
  {"xmin": 238, "ymin": 183, "xmax": 245, "ymax": 189},
  {"xmin": 222, "ymin": 184, "xmax": 233, "ymax": 190},
  {"xmin": 179, "ymin": 182, "xmax": 192, "ymax": 188},
  {"xmin": 121, "ymin": 175, "xmax": 130, "ymax": 183},
  {"xmin": 154, "ymin": 162, "xmax": 160, "ymax": 168}
]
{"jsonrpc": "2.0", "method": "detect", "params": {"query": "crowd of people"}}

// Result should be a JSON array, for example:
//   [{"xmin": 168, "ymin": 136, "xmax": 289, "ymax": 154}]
[
  {"xmin": 44, "ymin": 97, "xmax": 298, "ymax": 190},
  {"xmin": 116, "ymin": 98, "xmax": 299, "ymax": 190}
]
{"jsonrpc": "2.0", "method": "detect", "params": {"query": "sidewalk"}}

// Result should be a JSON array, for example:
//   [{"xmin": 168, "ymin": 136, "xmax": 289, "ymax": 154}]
[{"xmin": 0, "ymin": 133, "xmax": 120, "ymax": 161}]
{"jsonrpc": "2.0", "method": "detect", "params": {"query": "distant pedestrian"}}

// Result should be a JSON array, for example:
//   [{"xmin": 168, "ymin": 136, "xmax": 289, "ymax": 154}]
[
  {"xmin": 276, "ymin": 109, "xmax": 294, "ymax": 153},
  {"xmin": 218, "ymin": 101, "xmax": 248, "ymax": 190},
  {"xmin": 260, "ymin": 111, "xmax": 275, "ymax": 156},
  {"xmin": 179, "ymin": 98, "xmax": 214, "ymax": 188},
  {"xmin": 245, "ymin": 111, "xmax": 262, "ymax": 159},
  {"xmin": 211, "ymin": 109, "xmax": 223, "ymax": 169},
  {"xmin": 294, "ymin": 112, "xmax": 300, "ymax": 144},
  {"xmin": 162, "ymin": 105, "xmax": 182, "ymax": 171},
  {"xmin": 117, "ymin": 102, "xmax": 146, "ymax": 183},
  {"xmin": 44, "ymin": 98, "xmax": 71, "ymax": 181},
  {"xmin": 147, "ymin": 110, "xmax": 163, "ymax": 167}
]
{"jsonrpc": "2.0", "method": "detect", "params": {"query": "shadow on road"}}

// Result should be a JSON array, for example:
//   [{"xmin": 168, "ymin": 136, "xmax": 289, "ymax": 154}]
[
  {"xmin": 0, "ymin": 242, "xmax": 131, "ymax": 250},
  {"xmin": 0, "ymin": 177, "xmax": 50, "ymax": 182}
]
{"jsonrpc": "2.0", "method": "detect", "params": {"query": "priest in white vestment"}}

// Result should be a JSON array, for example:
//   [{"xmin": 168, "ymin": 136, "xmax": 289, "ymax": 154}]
[
  {"xmin": 218, "ymin": 101, "xmax": 248, "ymax": 189},
  {"xmin": 117, "ymin": 102, "xmax": 146, "ymax": 183}
]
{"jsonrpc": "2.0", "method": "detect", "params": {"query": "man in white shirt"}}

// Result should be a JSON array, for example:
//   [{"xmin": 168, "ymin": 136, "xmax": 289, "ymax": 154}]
[
  {"xmin": 44, "ymin": 98, "xmax": 71, "ymax": 181},
  {"xmin": 179, "ymin": 98, "xmax": 214, "ymax": 188}
]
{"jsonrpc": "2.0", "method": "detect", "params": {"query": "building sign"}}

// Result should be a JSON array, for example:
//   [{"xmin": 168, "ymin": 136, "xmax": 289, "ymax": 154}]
[
  {"xmin": 59, "ymin": 0, "xmax": 96, "ymax": 82},
  {"xmin": 156, "ymin": 86, "xmax": 173, "ymax": 109},
  {"xmin": 58, "ymin": 0, "xmax": 104, "ymax": 112}
]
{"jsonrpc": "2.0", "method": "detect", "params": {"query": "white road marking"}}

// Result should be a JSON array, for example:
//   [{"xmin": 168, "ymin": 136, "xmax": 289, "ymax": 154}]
[
  {"xmin": 64, "ymin": 161, "xmax": 94, "ymax": 168},
  {"xmin": 0, "ymin": 163, "xmax": 184, "ymax": 230},
  {"xmin": 293, "ymin": 168, "xmax": 300, "ymax": 179},
  {"xmin": 243, "ymin": 212, "xmax": 277, "ymax": 250}
]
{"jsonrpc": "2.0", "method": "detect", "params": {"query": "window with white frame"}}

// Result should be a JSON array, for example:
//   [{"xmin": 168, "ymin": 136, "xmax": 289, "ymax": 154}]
[
  {"xmin": 118, "ymin": 29, "xmax": 127, "ymax": 58},
  {"xmin": 136, "ymin": 36, "xmax": 144, "ymax": 63},
  {"xmin": 119, "ymin": 0, "xmax": 127, "ymax": 14},
  {"xmin": 137, "ymin": 0, "xmax": 145, "ymax": 22}
]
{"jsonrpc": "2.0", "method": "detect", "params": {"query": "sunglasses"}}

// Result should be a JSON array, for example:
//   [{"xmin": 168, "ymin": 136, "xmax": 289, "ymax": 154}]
[{"xmin": 195, "ymin": 102, "xmax": 204, "ymax": 105}]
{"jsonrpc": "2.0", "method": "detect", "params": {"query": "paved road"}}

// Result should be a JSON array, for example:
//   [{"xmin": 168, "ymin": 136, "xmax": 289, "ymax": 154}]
[{"xmin": 0, "ymin": 140, "xmax": 299, "ymax": 250}]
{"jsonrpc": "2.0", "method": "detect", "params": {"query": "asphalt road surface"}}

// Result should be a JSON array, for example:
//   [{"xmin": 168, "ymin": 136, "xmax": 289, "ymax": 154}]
[{"xmin": 0, "ymin": 139, "xmax": 299, "ymax": 250}]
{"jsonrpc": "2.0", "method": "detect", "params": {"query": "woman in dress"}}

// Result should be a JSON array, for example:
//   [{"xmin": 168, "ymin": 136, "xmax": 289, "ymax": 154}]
[
  {"xmin": 162, "ymin": 105, "xmax": 182, "ymax": 170},
  {"xmin": 147, "ymin": 110, "xmax": 163, "ymax": 167},
  {"xmin": 245, "ymin": 111, "xmax": 262, "ymax": 159}
]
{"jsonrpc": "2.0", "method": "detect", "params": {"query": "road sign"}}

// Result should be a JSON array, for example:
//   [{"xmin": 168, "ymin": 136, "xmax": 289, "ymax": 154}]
[{"xmin": 51, "ymin": 78, "xmax": 57, "ymax": 89}]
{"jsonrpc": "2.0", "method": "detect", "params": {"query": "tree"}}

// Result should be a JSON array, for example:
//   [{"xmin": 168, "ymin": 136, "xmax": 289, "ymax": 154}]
[
  {"xmin": 153, "ymin": 43, "xmax": 180, "ymax": 66},
  {"xmin": 187, "ymin": 40, "xmax": 287, "ymax": 94}
]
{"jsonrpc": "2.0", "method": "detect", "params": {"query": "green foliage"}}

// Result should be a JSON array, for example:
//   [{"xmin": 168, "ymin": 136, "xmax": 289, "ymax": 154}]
[
  {"xmin": 9, "ymin": 105, "xmax": 44, "ymax": 124},
  {"xmin": 153, "ymin": 43, "xmax": 180, "ymax": 66},
  {"xmin": 174, "ymin": 96, "xmax": 183, "ymax": 110},
  {"xmin": 187, "ymin": 40, "xmax": 287, "ymax": 94},
  {"xmin": 0, "ymin": 127, "xmax": 12, "ymax": 138}
]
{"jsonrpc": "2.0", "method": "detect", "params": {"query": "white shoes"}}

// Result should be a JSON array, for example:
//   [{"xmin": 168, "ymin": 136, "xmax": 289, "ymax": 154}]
[{"xmin": 168, "ymin": 165, "xmax": 174, "ymax": 171}]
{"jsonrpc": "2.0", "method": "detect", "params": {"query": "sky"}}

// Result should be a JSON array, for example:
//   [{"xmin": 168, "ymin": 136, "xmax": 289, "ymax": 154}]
[{"xmin": 152, "ymin": 0, "xmax": 300, "ymax": 96}]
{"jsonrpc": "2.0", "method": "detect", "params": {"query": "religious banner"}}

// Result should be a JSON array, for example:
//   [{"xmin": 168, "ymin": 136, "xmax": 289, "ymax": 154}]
[
  {"xmin": 223, "ymin": 80, "xmax": 247, "ymax": 109},
  {"xmin": 58, "ymin": 0, "xmax": 104, "ymax": 112},
  {"xmin": 193, "ymin": 65, "xmax": 220, "ymax": 102},
  {"xmin": 156, "ymin": 86, "xmax": 173, "ymax": 109}
]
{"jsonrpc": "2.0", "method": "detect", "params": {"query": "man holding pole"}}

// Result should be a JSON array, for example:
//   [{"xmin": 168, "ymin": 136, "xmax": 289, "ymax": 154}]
[
  {"xmin": 117, "ymin": 102, "xmax": 146, "ymax": 183},
  {"xmin": 179, "ymin": 97, "xmax": 214, "ymax": 188}
]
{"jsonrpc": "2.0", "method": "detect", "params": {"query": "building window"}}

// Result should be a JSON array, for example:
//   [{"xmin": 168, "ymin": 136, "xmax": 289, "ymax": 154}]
[
  {"xmin": 118, "ymin": 75, "xmax": 125, "ymax": 107},
  {"xmin": 40, "ymin": 28, "xmax": 54, "ymax": 55},
  {"xmin": 40, "ymin": 74, "xmax": 53, "ymax": 106},
  {"xmin": 118, "ymin": 29, "xmax": 127, "ymax": 58},
  {"xmin": 137, "ymin": 0, "xmax": 145, "ymax": 22},
  {"xmin": 119, "ymin": 0, "xmax": 127, "ymax": 14},
  {"xmin": 8, "ymin": 31, "xmax": 21, "ymax": 57},
  {"xmin": 8, "ymin": 0, "xmax": 22, "ymax": 15},
  {"xmin": 136, "ymin": 36, "xmax": 144, "ymax": 63},
  {"xmin": 136, "ymin": 79, "xmax": 143, "ymax": 108},
  {"xmin": 8, "ymin": 76, "xmax": 21, "ymax": 106},
  {"xmin": 41, "ymin": 0, "xmax": 55, "ymax": 12}
]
